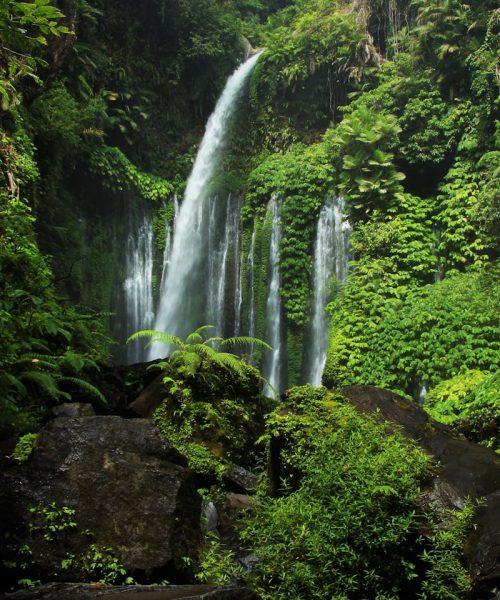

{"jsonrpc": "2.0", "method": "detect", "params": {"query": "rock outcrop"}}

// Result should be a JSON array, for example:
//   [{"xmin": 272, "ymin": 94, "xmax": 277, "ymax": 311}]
[
  {"xmin": 0, "ymin": 417, "xmax": 201, "ymax": 587},
  {"xmin": 341, "ymin": 385, "xmax": 500, "ymax": 599}
]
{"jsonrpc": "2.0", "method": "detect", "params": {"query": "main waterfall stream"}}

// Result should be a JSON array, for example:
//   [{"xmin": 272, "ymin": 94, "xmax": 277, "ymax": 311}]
[{"xmin": 149, "ymin": 53, "xmax": 261, "ymax": 359}]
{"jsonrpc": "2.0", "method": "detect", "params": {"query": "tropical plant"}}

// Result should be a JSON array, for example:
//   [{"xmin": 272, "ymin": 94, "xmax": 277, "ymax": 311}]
[
  {"xmin": 241, "ymin": 385, "xmax": 473, "ymax": 599},
  {"xmin": 0, "ymin": 0, "xmax": 73, "ymax": 110},
  {"xmin": 128, "ymin": 326, "xmax": 272, "ymax": 475},
  {"xmin": 127, "ymin": 325, "xmax": 271, "ymax": 380}
]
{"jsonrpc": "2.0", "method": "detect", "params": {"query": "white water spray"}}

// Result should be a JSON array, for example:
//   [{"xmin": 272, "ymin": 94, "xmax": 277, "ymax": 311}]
[
  {"xmin": 123, "ymin": 217, "xmax": 155, "ymax": 363},
  {"xmin": 263, "ymin": 196, "xmax": 283, "ymax": 397},
  {"xmin": 307, "ymin": 197, "xmax": 351, "ymax": 386}
]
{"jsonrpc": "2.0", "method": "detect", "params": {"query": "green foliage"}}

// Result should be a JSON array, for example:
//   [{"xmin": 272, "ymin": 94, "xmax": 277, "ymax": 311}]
[
  {"xmin": 242, "ymin": 385, "xmax": 472, "ymax": 599},
  {"xmin": 129, "ymin": 326, "xmax": 270, "ymax": 474},
  {"xmin": 425, "ymin": 371, "xmax": 500, "ymax": 451},
  {"xmin": 246, "ymin": 143, "xmax": 333, "ymax": 325},
  {"xmin": 324, "ymin": 105, "xmax": 405, "ymax": 219},
  {"xmin": 351, "ymin": 269, "xmax": 499, "ymax": 395},
  {"xmin": 196, "ymin": 532, "xmax": 244, "ymax": 586},
  {"xmin": 436, "ymin": 159, "xmax": 491, "ymax": 274},
  {"xmin": 418, "ymin": 503, "xmax": 474, "ymax": 599},
  {"xmin": 30, "ymin": 83, "xmax": 81, "ymax": 153},
  {"xmin": 248, "ymin": 0, "xmax": 373, "ymax": 147},
  {"xmin": 88, "ymin": 146, "xmax": 173, "ymax": 201},
  {"xmin": 3, "ymin": 502, "xmax": 134, "ymax": 586},
  {"xmin": 11, "ymin": 433, "xmax": 38, "ymax": 463},
  {"xmin": 0, "ymin": 0, "xmax": 73, "ymax": 110}
]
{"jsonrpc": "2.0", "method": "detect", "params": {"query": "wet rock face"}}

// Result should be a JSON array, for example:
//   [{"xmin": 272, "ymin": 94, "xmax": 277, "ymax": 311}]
[
  {"xmin": 2, "ymin": 583, "xmax": 262, "ymax": 600},
  {"xmin": 341, "ymin": 385, "xmax": 500, "ymax": 599},
  {"xmin": 0, "ymin": 417, "xmax": 201, "ymax": 584}
]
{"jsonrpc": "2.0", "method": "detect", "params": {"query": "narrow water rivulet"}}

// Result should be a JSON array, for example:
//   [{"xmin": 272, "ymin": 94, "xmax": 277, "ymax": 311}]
[{"xmin": 306, "ymin": 197, "xmax": 351, "ymax": 386}]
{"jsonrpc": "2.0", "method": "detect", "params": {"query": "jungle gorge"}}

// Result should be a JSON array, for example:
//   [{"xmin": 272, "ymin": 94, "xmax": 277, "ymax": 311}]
[{"xmin": 0, "ymin": 0, "xmax": 499, "ymax": 598}]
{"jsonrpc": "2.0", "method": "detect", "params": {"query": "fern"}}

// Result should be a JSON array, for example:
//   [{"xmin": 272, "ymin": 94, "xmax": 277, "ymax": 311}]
[
  {"xmin": 20, "ymin": 371, "xmax": 61, "ymax": 399},
  {"xmin": 220, "ymin": 336, "xmax": 272, "ymax": 351},
  {"xmin": 127, "ymin": 326, "xmax": 272, "ymax": 385},
  {"xmin": 57, "ymin": 377, "xmax": 107, "ymax": 407}
]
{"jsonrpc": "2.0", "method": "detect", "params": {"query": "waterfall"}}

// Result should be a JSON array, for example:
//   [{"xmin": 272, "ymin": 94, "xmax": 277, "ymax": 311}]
[
  {"xmin": 206, "ymin": 194, "xmax": 242, "ymax": 336},
  {"xmin": 263, "ymin": 196, "xmax": 283, "ymax": 397},
  {"xmin": 123, "ymin": 216, "xmax": 155, "ymax": 363},
  {"xmin": 247, "ymin": 224, "xmax": 257, "ymax": 352},
  {"xmin": 159, "ymin": 196, "xmax": 179, "ymax": 290},
  {"xmin": 234, "ymin": 215, "xmax": 244, "ymax": 337},
  {"xmin": 307, "ymin": 197, "xmax": 351, "ymax": 386},
  {"xmin": 150, "ymin": 53, "xmax": 261, "ymax": 358}
]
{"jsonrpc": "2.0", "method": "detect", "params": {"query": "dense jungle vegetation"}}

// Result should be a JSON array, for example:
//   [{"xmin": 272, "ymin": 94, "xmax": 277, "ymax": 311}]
[{"xmin": 0, "ymin": 0, "xmax": 499, "ymax": 597}]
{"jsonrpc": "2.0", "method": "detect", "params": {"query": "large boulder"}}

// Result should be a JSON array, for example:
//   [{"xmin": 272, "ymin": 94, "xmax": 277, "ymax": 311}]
[
  {"xmin": 2, "ymin": 584, "xmax": 261, "ymax": 600},
  {"xmin": 341, "ymin": 385, "xmax": 500, "ymax": 599},
  {"xmin": 0, "ymin": 417, "xmax": 202, "ymax": 587}
]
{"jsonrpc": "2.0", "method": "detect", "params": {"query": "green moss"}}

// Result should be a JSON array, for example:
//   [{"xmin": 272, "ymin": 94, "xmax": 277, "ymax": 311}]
[
  {"xmin": 11, "ymin": 433, "xmax": 38, "ymax": 463},
  {"xmin": 286, "ymin": 325, "xmax": 304, "ymax": 388}
]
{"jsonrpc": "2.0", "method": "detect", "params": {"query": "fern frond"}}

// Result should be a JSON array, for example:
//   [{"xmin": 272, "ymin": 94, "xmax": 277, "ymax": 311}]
[
  {"xmin": 209, "ymin": 351, "xmax": 247, "ymax": 375},
  {"xmin": 193, "ymin": 324, "xmax": 215, "ymax": 337},
  {"xmin": 186, "ymin": 325, "xmax": 215, "ymax": 343},
  {"xmin": 173, "ymin": 351, "xmax": 202, "ymax": 377},
  {"xmin": 59, "ymin": 351, "xmax": 86, "ymax": 373},
  {"xmin": 204, "ymin": 337, "xmax": 224, "ymax": 346},
  {"xmin": 220, "ymin": 336, "xmax": 272, "ymax": 351},
  {"xmin": 185, "ymin": 332, "xmax": 203, "ymax": 344},
  {"xmin": 57, "ymin": 377, "xmax": 108, "ymax": 407},
  {"xmin": 2, "ymin": 373, "xmax": 27, "ymax": 396},
  {"xmin": 20, "ymin": 371, "xmax": 60, "ymax": 399},
  {"xmin": 127, "ymin": 329, "xmax": 183, "ymax": 349}
]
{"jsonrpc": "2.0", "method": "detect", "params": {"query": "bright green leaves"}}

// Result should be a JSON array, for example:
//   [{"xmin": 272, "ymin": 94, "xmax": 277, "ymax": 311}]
[
  {"xmin": 241, "ymin": 385, "xmax": 471, "ymax": 599},
  {"xmin": 435, "ymin": 159, "xmax": 491, "ymax": 273},
  {"xmin": 324, "ymin": 106, "xmax": 404, "ymax": 219},
  {"xmin": 0, "ymin": 0, "xmax": 73, "ymax": 110},
  {"xmin": 424, "ymin": 370, "xmax": 500, "ymax": 450},
  {"xmin": 88, "ymin": 147, "xmax": 174, "ymax": 202},
  {"xmin": 354, "ymin": 269, "xmax": 500, "ymax": 395},
  {"xmin": 246, "ymin": 143, "xmax": 334, "ymax": 325},
  {"xmin": 249, "ymin": 0, "xmax": 371, "ymax": 147}
]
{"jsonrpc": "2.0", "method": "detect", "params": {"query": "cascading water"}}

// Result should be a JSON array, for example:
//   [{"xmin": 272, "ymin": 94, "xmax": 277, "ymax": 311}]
[
  {"xmin": 206, "ymin": 194, "xmax": 242, "ymax": 336},
  {"xmin": 306, "ymin": 197, "xmax": 351, "ymax": 386},
  {"xmin": 159, "ymin": 195, "xmax": 179, "ymax": 290},
  {"xmin": 150, "ymin": 53, "xmax": 261, "ymax": 359},
  {"xmin": 247, "ymin": 225, "xmax": 257, "ymax": 354},
  {"xmin": 123, "ymin": 216, "xmax": 155, "ymax": 363},
  {"xmin": 263, "ymin": 196, "xmax": 283, "ymax": 397}
]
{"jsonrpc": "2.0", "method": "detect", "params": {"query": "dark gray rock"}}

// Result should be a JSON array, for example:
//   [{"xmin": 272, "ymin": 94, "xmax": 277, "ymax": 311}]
[
  {"xmin": 52, "ymin": 403, "xmax": 95, "ymax": 418},
  {"xmin": 223, "ymin": 464, "xmax": 258, "ymax": 494},
  {"xmin": 2, "ymin": 584, "xmax": 261, "ymax": 599},
  {"xmin": 0, "ymin": 417, "xmax": 201, "ymax": 584},
  {"xmin": 341, "ymin": 385, "xmax": 500, "ymax": 599}
]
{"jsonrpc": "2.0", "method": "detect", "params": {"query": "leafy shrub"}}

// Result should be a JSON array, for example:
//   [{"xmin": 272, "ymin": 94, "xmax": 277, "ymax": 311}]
[
  {"xmin": 129, "ymin": 327, "xmax": 271, "ymax": 475},
  {"xmin": 11, "ymin": 433, "xmax": 39, "ymax": 463},
  {"xmin": 242, "ymin": 385, "xmax": 472, "ymax": 599},
  {"xmin": 425, "ymin": 371, "xmax": 500, "ymax": 451},
  {"xmin": 325, "ymin": 267, "xmax": 499, "ymax": 396}
]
